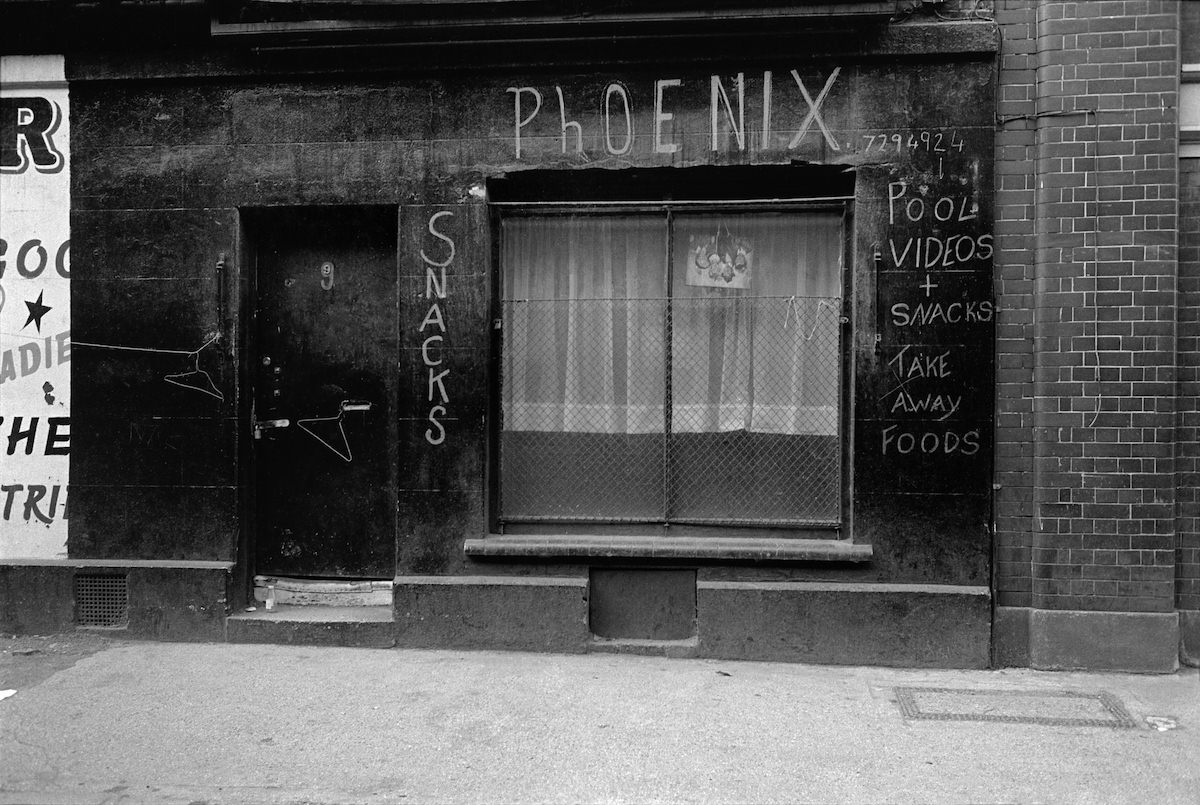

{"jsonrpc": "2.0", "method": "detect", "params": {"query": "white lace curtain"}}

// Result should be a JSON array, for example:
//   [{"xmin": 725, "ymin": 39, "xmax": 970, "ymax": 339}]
[{"xmin": 502, "ymin": 210, "xmax": 842, "ymax": 436}]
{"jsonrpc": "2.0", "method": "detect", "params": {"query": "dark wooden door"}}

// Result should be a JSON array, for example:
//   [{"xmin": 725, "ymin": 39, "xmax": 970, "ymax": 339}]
[{"xmin": 251, "ymin": 207, "xmax": 397, "ymax": 578}]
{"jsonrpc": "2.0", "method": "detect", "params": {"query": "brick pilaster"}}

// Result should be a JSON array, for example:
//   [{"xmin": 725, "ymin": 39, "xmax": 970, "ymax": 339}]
[
  {"xmin": 994, "ymin": 0, "xmax": 1039, "ymax": 611},
  {"xmin": 995, "ymin": 0, "xmax": 1180, "ymax": 620}
]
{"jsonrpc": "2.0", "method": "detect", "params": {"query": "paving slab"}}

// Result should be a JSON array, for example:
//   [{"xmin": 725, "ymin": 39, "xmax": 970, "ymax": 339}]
[{"xmin": 0, "ymin": 637, "xmax": 1197, "ymax": 804}]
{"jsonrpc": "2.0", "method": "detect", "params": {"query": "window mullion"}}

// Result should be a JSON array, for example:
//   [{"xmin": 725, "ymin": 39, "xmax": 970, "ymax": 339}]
[{"xmin": 663, "ymin": 210, "xmax": 674, "ymax": 526}]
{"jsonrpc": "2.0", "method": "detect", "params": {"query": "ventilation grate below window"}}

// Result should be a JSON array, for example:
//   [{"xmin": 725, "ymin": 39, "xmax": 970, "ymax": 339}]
[{"xmin": 75, "ymin": 573, "xmax": 129, "ymax": 629}]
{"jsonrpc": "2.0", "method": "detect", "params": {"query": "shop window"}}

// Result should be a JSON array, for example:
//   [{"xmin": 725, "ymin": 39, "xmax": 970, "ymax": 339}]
[
  {"xmin": 1184, "ymin": 59, "xmax": 1200, "ymax": 158},
  {"xmin": 495, "ymin": 190, "xmax": 849, "ymax": 533}
]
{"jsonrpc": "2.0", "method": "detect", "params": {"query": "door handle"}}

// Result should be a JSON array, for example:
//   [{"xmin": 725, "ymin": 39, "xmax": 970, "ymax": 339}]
[{"xmin": 253, "ymin": 418, "xmax": 291, "ymax": 439}]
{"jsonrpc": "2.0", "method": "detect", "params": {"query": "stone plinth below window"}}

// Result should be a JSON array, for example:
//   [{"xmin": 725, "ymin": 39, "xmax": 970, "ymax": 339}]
[{"xmin": 463, "ymin": 535, "xmax": 871, "ymax": 563}]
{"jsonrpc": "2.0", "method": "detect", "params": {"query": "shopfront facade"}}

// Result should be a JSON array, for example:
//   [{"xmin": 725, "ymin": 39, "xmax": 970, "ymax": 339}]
[{"xmin": 0, "ymin": 0, "xmax": 1192, "ymax": 672}]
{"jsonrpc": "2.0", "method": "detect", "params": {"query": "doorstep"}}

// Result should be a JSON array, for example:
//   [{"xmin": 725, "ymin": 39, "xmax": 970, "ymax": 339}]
[
  {"xmin": 226, "ymin": 605, "xmax": 395, "ymax": 648},
  {"xmin": 252, "ymin": 576, "xmax": 393, "ymax": 607},
  {"xmin": 589, "ymin": 635, "xmax": 701, "ymax": 659}
]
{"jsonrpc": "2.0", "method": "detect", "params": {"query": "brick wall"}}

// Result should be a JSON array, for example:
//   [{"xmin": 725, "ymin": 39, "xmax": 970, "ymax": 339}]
[
  {"xmin": 994, "ymin": 0, "xmax": 1180, "ymax": 614},
  {"xmin": 993, "ymin": 0, "xmax": 1038, "ymax": 610}
]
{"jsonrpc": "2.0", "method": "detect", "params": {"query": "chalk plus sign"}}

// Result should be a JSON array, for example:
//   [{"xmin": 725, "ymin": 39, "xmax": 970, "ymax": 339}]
[{"xmin": 920, "ymin": 274, "xmax": 938, "ymax": 297}]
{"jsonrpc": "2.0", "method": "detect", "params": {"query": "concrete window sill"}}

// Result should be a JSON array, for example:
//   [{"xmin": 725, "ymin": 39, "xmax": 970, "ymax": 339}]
[{"xmin": 463, "ymin": 535, "xmax": 872, "ymax": 563}]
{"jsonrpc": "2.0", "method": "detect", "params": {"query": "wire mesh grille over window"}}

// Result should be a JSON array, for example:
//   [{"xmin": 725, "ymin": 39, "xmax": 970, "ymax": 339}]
[
  {"xmin": 75, "ymin": 573, "xmax": 129, "ymax": 628},
  {"xmin": 499, "ymin": 209, "xmax": 844, "ymax": 528}
]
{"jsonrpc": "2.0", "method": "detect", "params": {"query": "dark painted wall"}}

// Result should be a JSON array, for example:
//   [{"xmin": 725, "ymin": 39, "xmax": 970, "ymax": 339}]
[
  {"xmin": 0, "ymin": 565, "xmax": 228, "ymax": 639},
  {"xmin": 67, "ymin": 46, "xmax": 995, "ymax": 586}
]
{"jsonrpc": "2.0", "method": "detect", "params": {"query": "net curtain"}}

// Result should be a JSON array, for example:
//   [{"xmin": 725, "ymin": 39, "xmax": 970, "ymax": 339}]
[{"xmin": 501, "ymin": 211, "xmax": 842, "ymax": 436}]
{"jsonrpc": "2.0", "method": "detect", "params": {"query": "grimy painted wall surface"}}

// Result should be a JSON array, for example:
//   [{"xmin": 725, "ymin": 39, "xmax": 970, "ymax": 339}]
[
  {"xmin": 0, "ymin": 54, "xmax": 70, "ymax": 558},
  {"xmin": 66, "ymin": 43, "xmax": 994, "ymax": 595},
  {"xmin": 401, "ymin": 63, "xmax": 996, "ymax": 583}
]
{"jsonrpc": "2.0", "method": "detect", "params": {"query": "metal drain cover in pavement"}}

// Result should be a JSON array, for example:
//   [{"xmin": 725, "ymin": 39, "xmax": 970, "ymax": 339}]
[{"xmin": 894, "ymin": 687, "xmax": 1137, "ymax": 728}]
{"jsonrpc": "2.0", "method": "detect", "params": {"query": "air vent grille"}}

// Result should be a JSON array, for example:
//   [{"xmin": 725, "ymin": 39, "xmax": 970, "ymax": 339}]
[{"xmin": 75, "ymin": 573, "xmax": 129, "ymax": 628}]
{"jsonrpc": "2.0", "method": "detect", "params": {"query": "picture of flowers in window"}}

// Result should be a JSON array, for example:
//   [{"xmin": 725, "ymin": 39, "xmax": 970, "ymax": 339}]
[{"xmin": 687, "ymin": 223, "xmax": 753, "ymax": 289}]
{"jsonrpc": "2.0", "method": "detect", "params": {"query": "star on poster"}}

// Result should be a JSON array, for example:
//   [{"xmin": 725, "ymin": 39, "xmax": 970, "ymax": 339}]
[{"xmin": 23, "ymin": 290, "xmax": 52, "ymax": 333}]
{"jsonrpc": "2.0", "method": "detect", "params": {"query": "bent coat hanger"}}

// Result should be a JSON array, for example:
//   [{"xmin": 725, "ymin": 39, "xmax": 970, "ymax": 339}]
[{"xmin": 296, "ymin": 399, "xmax": 373, "ymax": 463}]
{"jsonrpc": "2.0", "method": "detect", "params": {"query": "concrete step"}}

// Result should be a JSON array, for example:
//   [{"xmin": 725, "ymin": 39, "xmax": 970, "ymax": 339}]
[
  {"xmin": 226, "ymin": 605, "xmax": 395, "ymax": 648},
  {"xmin": 588, "ymin": 636, "xmax": 700, "ymax": 659},
  {"xmin": 252, "ymin": 576, "xmax": 393, "ymax": 607}
]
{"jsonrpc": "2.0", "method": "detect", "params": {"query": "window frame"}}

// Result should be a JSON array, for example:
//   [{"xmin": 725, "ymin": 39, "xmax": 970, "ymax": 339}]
[
  {"xmin": 487, "ymin": 196, "xmax": 855, "ymax": 542},
  {"xmin": 1183, "ymin": 64, "xmax": 1200, "ymax": 158}
]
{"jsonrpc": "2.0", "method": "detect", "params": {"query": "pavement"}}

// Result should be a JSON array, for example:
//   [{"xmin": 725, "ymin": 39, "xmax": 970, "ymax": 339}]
[{"xmin": 0, "ymin": 633, "xmax": 1197, "ymax": 805}]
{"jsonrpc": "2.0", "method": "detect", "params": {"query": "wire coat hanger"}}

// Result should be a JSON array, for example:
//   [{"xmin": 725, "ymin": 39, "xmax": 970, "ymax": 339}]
[
  {"xmin": 71, "ymin": 333, "xmax": 226, "ymax": 402},
  {"xmin": 296, "ymin": 399, "xmax": 373, "ymax": 463},
  {"xmin": 164, "ymin": 335, "xmax": 224, "ymax": 401}
]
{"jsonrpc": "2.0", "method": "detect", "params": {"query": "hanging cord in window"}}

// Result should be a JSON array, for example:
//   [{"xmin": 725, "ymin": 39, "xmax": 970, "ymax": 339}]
[
  {"xmin": 71, "ymin": 333, "xmax": 225, "ymax": 402},
  {"xmin": 783, "ymin": 296, "xmax": 802, "ymax": 330},
  {"xmin": 934, "ymin": 0, "xmax": 994, "ymax": 22},
  {"xmin": 783, "ymin": 296, "xmax": 837, "ymax": 341},
  {"xmin": 296, "ymin": 399, "xmax": 373, "ymax": 463},
  {"xmin": 890, "ymin": 0, "xmax": 993, "ymax": 24}
]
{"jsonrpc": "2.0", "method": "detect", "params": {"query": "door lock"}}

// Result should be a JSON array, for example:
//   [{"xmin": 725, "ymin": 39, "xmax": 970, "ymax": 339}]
[{"xmin": 253, "ymin": 418, "xmax": 291, "ymax": 439}]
